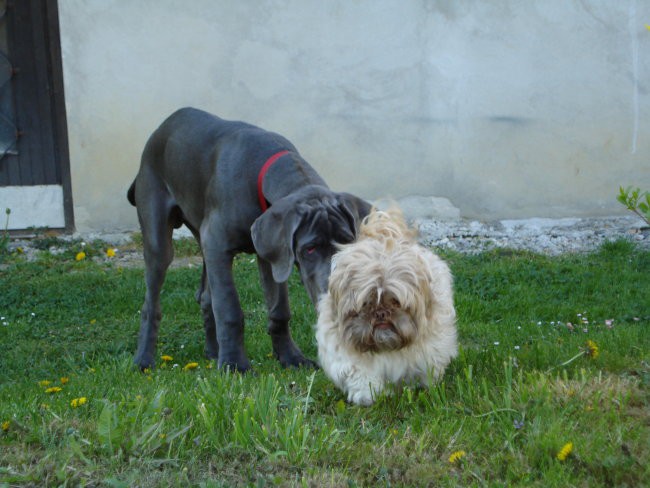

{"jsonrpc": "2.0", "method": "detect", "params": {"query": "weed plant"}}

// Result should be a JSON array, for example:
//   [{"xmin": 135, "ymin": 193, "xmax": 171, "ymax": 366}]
[{"xmin": 0, "ymin": 209, "xmax": 11, "ymax": 261}]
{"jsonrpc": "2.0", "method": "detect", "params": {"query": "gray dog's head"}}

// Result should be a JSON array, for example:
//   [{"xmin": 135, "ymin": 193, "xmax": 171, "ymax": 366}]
[{"xmin": 251, "ymin": 185, "xmax": 370, "ymax": 305}]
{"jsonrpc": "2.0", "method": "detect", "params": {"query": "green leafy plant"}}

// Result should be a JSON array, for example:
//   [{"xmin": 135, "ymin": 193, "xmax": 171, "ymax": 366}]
[{"xmin": 617, "ymin": 186, "xmax": 650, "ymax": 225}]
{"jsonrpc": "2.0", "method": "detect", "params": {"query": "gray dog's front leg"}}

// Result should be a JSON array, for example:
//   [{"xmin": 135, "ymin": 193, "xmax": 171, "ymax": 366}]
[{"xmin": 257, "ymin": 257, "xmax": 317, "ymax": 368}]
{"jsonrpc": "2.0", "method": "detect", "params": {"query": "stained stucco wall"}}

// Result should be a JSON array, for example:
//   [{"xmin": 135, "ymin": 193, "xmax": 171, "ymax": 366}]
[{"xmin": 58, "ymin": 0, "xmax": 650, "ymax": 231}]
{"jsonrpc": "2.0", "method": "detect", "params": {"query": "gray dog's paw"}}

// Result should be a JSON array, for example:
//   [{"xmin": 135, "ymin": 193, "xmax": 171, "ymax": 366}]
[
  {"xmin": 218, "ymin": 358, "xmax": 253, "ymax": 374},
  {"xmin": 271, "ymin": 339, "xmax": 319, "ymax": 369},
  {"xmin": 134, "ymin": 354, "xmax": 155, "ymax": 372},
  {"xmin": 278, "ymin": 352, "xmax": 319, "ymax": 370}
]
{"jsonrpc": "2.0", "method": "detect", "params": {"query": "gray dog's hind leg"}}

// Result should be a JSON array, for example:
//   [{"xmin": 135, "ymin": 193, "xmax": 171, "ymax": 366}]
[
  {"xmin": 133, "ymin": 185, "xmax": 176, "ymax": 370},
  {"xmin": 257, "ymin": 257, "xmax": 317, "ymax": 368},
  {"xmin": 196, "ymin": 263, "xmax": 219, "ymax": 360},
  {"xmin": 202, "ymin": 232, "xmax": 252, "ymax": 372}
]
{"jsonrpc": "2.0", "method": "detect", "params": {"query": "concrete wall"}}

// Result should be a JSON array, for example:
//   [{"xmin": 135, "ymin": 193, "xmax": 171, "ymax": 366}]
[{"xmin": 58, "ymin": 0, "xmax": 650, "ymax": 231}]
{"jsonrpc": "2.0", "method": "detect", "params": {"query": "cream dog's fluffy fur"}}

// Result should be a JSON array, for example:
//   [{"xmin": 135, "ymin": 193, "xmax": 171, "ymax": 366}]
[{"xmin": 316, "ymin": 208, "xmax": 457, "ymax": 405}]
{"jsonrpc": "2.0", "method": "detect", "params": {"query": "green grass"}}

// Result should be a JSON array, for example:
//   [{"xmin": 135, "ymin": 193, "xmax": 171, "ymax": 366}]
[{"xmin": 1, "ymin": 240, "xmax": 648, "ymax": 486}]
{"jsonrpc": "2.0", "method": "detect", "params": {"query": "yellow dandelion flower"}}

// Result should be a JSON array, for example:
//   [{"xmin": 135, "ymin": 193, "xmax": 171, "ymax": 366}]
[
  {"xmin": 585, "ymin": 340, "xmax": 599, "ymax": 359},
  {"xmin": 106, "ymin": 248, "xmax": 116, "ymax": 258},
  {"xmin": 45, "ymin": 387, "xmax": 62, "ymax": 394},
  {"xmin": 90, "ymin": 319, "xmax": 97, "ymax": 325},
  {"xmin": 161, "ymin": 355, "xmax": 173, "ymax": 362},
  {"xmin": 38, "ymin": 380, "xmax": 51, "ymax": 387},
  {"xmin": 75, "ymin": 251, "xmax": 86, "ymax": 261},
  {"xmin": 70, "ymin": 397, "xmax": 87, "ymax": 408},
  {"xmin": 183, "ymin": 362, "xmax": 199, "ymax": 371},
  {"xmin": 556, "ymin": 442, "xmax": 573, "ymax": 461},
  {"xmin": 449, "ymin": 450, "xmax": 466, "ymax": 464},
  {"xmin": 1, "ymin": 420, "xmax": 9, "ymax": 431},
  {"xmin": 60, "ymin": 377, "xmax": 69, "ymax": 385}
]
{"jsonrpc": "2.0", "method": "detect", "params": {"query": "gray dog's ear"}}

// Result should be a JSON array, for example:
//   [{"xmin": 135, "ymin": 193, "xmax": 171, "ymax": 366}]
[
  {"xmin": 251, "ymin": 205, "xmax": 302, "ymax": 283},
  {"xmin": 336, "ymin": 193, "xmax": 372, "ymax": 236}
]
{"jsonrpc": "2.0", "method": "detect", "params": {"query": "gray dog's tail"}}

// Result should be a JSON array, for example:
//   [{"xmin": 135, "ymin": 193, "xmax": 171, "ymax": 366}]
[{"xmin": 127, "ymin": 180, "xmax": 136, "ymax": 207}]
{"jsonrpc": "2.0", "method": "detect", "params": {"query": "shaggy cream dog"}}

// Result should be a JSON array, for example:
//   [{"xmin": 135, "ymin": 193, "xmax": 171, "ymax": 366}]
[{"xmin": 316, "ymin": 208, "xmax": 457, "ymax": 405}]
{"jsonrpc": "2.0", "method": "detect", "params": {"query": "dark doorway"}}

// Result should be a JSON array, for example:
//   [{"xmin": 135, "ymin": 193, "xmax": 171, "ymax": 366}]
[{"xmin": 0, "ymin": 0, "xmax": 72, "ymax": 231}]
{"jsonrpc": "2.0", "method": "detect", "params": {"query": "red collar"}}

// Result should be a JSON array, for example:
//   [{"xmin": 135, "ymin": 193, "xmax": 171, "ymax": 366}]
[{"xmin": 257, "ymin": 150, "xmax": 289, "ymax": 212}]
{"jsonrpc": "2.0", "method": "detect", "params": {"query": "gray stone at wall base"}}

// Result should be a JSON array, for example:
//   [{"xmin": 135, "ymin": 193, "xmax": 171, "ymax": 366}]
[{"xmin": 373, "ymin": 195, "xmax": 461, "ymax": 222}]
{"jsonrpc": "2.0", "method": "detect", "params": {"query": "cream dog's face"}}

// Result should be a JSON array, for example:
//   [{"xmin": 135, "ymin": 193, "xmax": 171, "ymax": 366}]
[
  {"xmin": 329, "ymin": 237, "xmax": 433, "ymax": 354},
  {"xmin": 341, "ymin": 289, "xmax": 418, "ymax": 352}
]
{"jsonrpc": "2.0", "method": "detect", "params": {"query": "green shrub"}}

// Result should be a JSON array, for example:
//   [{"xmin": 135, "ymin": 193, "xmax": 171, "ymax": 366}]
[{"xmin": 617, "ymin": 186, "xmax": 650, "ymax": 225}]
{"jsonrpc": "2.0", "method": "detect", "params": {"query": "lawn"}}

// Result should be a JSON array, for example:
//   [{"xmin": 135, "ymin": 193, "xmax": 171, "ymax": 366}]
[{"xmin": 1, "ymin": 238, "xmax": 649, "ymax": 487}]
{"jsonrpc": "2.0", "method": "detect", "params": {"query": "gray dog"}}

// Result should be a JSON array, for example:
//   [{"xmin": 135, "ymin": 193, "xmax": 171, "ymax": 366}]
[{"xmin": 127, "ymin": 107, "xmax": 370, "ymax": 372}]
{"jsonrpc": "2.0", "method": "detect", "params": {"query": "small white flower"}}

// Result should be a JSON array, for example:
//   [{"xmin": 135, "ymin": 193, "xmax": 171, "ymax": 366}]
[
  {"xmin": 514, "ymin": 345, "xmax": 520, "ymax": 350},
  {"xmin": 494, "ymin": 341, "xmax": 500, "ymax": 346}
]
